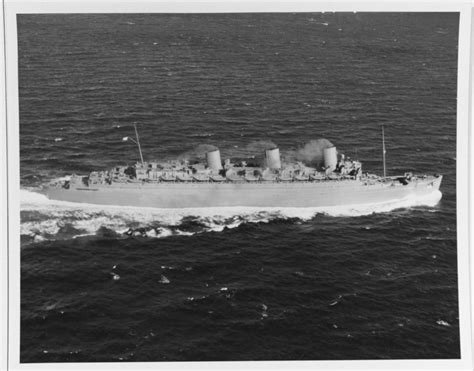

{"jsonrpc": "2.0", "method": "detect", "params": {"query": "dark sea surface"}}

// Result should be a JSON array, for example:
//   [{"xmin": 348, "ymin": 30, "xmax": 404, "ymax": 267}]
[{"xmin": 18, "ymin": 13, "xmax": 460, "ymax": 361}]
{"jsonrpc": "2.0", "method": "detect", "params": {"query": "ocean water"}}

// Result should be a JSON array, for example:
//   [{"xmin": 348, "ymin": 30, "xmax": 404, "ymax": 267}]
[{"xmin": 18, "ymin": 13, "xmax": 459, "ymax": 361}]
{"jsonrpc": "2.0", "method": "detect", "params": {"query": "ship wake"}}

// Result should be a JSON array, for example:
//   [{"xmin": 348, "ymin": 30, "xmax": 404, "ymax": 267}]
[{"xmin": 20, "ymin": 188, "xmax": 442, "ymax": 244}]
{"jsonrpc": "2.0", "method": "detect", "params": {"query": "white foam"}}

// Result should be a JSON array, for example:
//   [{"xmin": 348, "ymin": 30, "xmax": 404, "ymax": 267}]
[
  {"xmin": 20, "ymin": 189, "xmax": 442, "ymax": 242},
  {"xmin": 175, "ymin": 229, "xmax": 195, "ymax": 236},
  {"xmin": 72, "ymin": 233, "xmax": 96, "ymax": 239},
  {"xmin": 145, "ymin": 229, "xmax": 158, "ymax": 238},
  {"xmin": 156, "ymin": 227, "xmax": 173, "ymax": 238}
]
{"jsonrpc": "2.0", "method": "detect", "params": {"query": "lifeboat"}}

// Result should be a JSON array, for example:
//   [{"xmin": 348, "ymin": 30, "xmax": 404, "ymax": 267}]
[
  {"xmin": 293, "ymin": 175, "xmax": 309, "ymax": 181},
  {"xmin": 176, "ymin": 173, "xmax": 193, "ymax": 182},
  {"xmin": 193, "ymin": 174, "xmax": 210, "ymax": 182},
  {"xmin": 278, "ymin": 174, "xmax": 293, "ymax": 182},
  {"xmin": 210, "ymin": 175, "xmax": 226, "ymax": 182},
  {"xmin": 160, "ymin": 174, "xmax": 176, "ymax": 182},
  {"xmin": 226, "ymin": 174, "xmax": 244, "ymax": 182},
  {"xmin": 244, "ymin": 174, "xmax": 260, "ymax": 182},
  {"xmin": 261, "ymin": 169, "xmax": 277, "ymax": 181},
  {"xmin": 310, "ymin": 174, "xmax": 326, "ymax": 181},
  {"xmin": 261, "ymin": 175, "xmax": 277, "ymax": 181}
]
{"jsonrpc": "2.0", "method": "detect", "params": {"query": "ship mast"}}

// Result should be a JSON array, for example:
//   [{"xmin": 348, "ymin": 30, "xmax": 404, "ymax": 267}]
[
  {"xmin": 134, "ymin": 122, "xmax": 145, "ymax": 167},
  {"xmin": 382, "ymin": 125, "xmax": 386, "ymax": 177}
]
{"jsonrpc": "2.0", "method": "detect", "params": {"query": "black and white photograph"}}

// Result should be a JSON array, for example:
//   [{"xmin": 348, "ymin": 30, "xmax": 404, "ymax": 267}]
[{"xmin": 2, "ymin": 1, "xmax": 473, "ymax": 369}]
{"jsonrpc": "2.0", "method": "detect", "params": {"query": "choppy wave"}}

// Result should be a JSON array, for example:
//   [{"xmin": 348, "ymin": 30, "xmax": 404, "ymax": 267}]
[{"xmin": 19, "ymin": 187, "xmax": 442, "ymax": 244}]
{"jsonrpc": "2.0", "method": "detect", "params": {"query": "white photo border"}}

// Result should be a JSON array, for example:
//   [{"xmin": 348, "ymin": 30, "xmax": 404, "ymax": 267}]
[{"xmin": 3, "ymin": 1, "xmax": 472, "ymax": 370}]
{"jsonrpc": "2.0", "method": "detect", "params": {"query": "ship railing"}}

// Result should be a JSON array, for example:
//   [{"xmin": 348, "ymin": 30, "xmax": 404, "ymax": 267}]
[{"xmin": 109, "ymin": 173, "xmax": 361, "ymax": 185}]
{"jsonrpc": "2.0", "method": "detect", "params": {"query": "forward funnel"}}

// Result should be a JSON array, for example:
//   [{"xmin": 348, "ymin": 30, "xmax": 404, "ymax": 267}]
[{"xmin": 206, "ymin": 149, "xmax": 223, "ymax": 170}]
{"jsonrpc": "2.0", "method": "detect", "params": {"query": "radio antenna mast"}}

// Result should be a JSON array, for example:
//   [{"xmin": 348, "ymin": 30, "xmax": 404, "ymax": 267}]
[
  {"xmin": 134, "ymin": 122, "xmax": 145, "ymax": 167},
  {"xmin": 382, "ymin": 125, "xmax": 386, "ymax": 177}
]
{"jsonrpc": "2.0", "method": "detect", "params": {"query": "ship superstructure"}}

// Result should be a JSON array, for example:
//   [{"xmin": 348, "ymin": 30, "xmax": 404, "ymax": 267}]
[{"xmin": 79, "ymin": 145, "xmax": 362, "ymax": 187}]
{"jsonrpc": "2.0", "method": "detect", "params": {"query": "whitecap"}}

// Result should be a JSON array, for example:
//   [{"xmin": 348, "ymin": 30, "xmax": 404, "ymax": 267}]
[
  {"xmin": 72, "ymin": 233, "xmax": 95, "ymax": 239},
  {"xmin": 159, "ymin": 275, "xmax": 170, "ymax": 284}
]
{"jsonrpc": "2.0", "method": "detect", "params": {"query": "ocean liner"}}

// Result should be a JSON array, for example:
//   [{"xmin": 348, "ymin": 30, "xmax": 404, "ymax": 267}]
[{"xmin": 42, "ymin": 126, "xmax": 442, "ymax": 208}]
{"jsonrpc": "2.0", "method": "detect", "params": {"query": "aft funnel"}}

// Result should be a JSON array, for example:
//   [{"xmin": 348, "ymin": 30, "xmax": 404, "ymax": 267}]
[
  {"xmin": 206, "ymin": 149, "xmax": 223, "ymax": 170},
  {"xmin": 265, "ymin": 148, "xmax": 281, "ymax": 169},
  {"xmin": 323, "ymin": 146, "xmax": 337, "ymax": 172}
]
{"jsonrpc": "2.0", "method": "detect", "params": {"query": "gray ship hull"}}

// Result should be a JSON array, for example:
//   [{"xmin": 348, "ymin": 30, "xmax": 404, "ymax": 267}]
[{"xmin": 43, "ymin": 176, "xmax": 442, "ymax": 209}]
